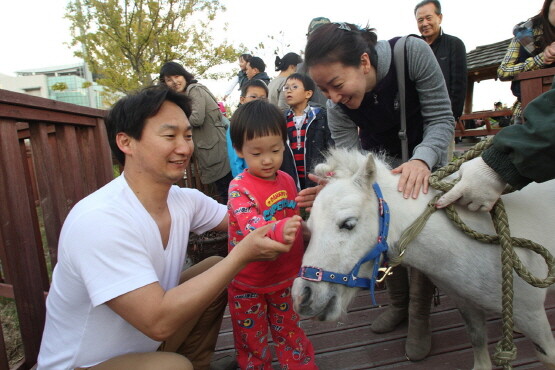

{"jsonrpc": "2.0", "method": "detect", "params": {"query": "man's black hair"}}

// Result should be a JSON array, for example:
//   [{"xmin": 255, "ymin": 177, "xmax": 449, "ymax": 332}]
[{"xmin": 105, "ymin": 86, "xmax": 192, "ymax": 165}]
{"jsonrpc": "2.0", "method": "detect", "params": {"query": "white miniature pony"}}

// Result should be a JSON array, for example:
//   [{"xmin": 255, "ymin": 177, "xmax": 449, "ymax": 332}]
[{"xmin": 292, "ymin": 148, "xmax": 555, "ymax": 370}]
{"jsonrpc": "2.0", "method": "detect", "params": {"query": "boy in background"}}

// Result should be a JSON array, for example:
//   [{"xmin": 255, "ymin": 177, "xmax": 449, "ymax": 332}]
[
  {"xmin": 282, "ymin": 73, "xmax": 334, "ymax": 189},
  {"xmin": 226, "ymin": 79, "xmax": 269, "ymax": 177}
]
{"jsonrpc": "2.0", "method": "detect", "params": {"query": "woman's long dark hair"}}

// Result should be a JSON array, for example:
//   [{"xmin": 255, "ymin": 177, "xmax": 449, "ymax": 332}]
[
  {"xmin": 532, "ymin": 0, "xmax": 555, "ymax": 52},
  {"xmin": 305, "ymin": 22, "xmax": 378, "ymax": 69}
]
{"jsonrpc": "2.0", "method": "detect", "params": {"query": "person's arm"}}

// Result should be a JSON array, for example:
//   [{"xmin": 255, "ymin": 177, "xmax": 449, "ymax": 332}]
[
  {"xmin": 449, "ymin": 36, "xmax": 467, "ymax": 119},
  {"xmin": 223, "ymin": 75, "xmax": 240, "ymax": 100},
  {"xmin": 392, "ymin": 37, "xmax": 454, "ymax": 198},
  {"xmin": 497, "ymin": 37, "xmax": 546, "ymax": 80},
  {"xmin": 106, "ymin": 223, "xmax": 289, "ymax": 341},
  {"xmin": 437, "ymin": 86, "xmax": 555, "ymax": 210},
  {"xmin": 187, "ymin": 85, "xmax": 207, "ymax": 127},
  {"xmin": 326, "ymin": 100, "xmax": 362, "ymax": 150}
]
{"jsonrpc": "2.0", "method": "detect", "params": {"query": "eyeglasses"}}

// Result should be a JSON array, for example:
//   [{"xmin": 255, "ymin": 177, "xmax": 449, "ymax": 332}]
[{"xmin": 282, "ymin": 85, "xmax": 301, "ymax": 92}]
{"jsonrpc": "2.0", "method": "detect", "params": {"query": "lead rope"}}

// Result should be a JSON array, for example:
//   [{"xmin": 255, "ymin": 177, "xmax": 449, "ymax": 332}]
[{"xmin": 388, "ymin": 138, "xmax": 555, "ymax": 369}]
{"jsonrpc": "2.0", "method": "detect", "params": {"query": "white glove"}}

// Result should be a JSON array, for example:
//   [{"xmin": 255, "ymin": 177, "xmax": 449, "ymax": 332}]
[{"xmin": 436, "ymin": 157, "xmax": 507, "ymax": 212}]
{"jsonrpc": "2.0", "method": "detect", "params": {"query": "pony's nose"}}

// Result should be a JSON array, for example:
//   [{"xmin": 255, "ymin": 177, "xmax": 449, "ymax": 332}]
[{"xmin": 299, "ymin": 286, "xmax": 312, "ymax": 307}]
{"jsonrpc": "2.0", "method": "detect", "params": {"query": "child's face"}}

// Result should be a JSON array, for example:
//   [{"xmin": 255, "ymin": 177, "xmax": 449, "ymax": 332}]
[
  {"xmin": 240, "ymin": 86, "xmax": 268, "ymax": 104},
  {"xmin": 237, "ymin": 134, "xmax": 284, "ymax": 181},
  {"xmin": 283, "ymin": 79, "xmax": 312, "ymax": 109}
]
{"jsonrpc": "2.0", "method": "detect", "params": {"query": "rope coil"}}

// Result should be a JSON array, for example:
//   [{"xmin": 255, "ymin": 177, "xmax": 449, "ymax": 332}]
[{"xmin": 391, "ymin": 138, "xmax": 555, "ymax": 369}]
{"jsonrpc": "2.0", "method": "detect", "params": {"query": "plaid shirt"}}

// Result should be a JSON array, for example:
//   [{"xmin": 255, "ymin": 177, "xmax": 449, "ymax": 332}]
[{"xmin": 497, "ymin": 22, "xmax": 548, "ymax": 117}]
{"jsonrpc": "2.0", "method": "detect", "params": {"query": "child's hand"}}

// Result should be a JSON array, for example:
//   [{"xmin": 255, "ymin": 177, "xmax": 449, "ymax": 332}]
[{"xmin": 282, "ymin": 215, "xmax": 302, "ymax": 244}]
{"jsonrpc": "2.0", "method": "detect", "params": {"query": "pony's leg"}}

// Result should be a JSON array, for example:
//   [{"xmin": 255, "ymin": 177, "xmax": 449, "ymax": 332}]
[
  {"xmin": 455, "ymin": 300, "xmax": 492, "ymax": 370},
  {"xmin": 514, "ymin": 307, "xmax": 555, "ymax": 369}
]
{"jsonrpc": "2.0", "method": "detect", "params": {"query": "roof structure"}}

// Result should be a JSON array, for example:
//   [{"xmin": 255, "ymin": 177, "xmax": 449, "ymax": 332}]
[{"xmin": 466, "ymin": 38, "xmax": 512, "ymax": 83}]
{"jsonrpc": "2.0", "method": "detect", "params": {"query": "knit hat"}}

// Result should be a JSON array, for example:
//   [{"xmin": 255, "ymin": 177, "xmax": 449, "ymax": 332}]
[{"xmin": 307, "ymin": 17, "xmax": 331, "ymax": 36}]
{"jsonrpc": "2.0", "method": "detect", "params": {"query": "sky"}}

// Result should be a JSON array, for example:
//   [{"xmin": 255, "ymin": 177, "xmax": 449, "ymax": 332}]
[{"xmin": 0, "ymin": 0, "xmax": 545, "ymax": 110}]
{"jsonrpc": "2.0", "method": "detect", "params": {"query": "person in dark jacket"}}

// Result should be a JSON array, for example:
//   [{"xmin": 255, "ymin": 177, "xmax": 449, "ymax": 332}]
[
  {"xmin": 245, "ymin": 57, "xmax": 271, "ymax": 85},
  {"xmin": 437, "ymin": 80, "xmax": 555, "ymax": 211},
  {"xmin": 281, "ymin": 73, "xmax": 334, "ymax": 189},
  {"xmin": 415, "ymin": 0, "xmax": 467, "ymax": 121}
]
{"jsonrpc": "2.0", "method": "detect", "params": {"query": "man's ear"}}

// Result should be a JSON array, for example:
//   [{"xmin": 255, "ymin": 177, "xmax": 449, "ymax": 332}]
[
  {"xmin": 116, "ymin": 132, "xmax": 133, "ymax": 156},
  {"xmin": 240, "ymin": 96, "xmax": 246, "ymax": 104}
]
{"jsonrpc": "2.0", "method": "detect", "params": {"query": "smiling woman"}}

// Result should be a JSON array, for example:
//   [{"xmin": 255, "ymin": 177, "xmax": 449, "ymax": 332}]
[{"xmin": 303, "ymin": 21, "xmax": 455, "ymax": 361}]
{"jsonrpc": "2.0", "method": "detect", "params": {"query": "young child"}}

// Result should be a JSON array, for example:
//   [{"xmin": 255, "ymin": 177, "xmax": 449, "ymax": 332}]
[
  {"xmin": 227, "ymin": 99, "xmax": 317, "ymax": 369},
  {"xmin": 282, "ymin": 73, "xmax": 334, "ymax": 189},
  {"xmin": 226, "ymin": 79, "xmax": 270, "ymax": 177}
]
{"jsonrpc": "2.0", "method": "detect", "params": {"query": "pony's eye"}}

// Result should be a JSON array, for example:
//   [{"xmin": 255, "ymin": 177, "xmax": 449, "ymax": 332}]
[{"xmin": 339, "ymin": 217, "xmax": 357, "ymax": 230}]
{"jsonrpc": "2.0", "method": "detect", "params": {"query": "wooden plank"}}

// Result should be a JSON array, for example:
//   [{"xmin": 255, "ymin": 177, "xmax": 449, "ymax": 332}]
[
  {"xmin": 92, "ymin": 117, "xmax": 114, "ymax": 187},
  {"xmin": 0, "ymin": 119, "xmax": 46, "ymax": 367},
  {"xmin": 19, "ymin": 138, "xmax": 50, "ymax": 291},
  {"xmin": 0, "ymin": 103, "xmax": 98, "ymax": 126},
  {"xmin": 77, "ymin": 126, "xmax": 101, "ymax": 195},
  {"xmin": 29, "ymin": 123, "xmax": 66, "ymax": 268},
  {"xmin": 0, "ymin": 88, "xmax": 104, "ymax": 118},
  {"xmin": 56, "ymin": 125, "xmax": 87, "ymax": 208}
]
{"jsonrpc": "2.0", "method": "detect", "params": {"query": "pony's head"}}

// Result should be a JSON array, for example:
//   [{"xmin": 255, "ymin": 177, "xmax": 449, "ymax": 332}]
[{"xmin": 292, "ymin": 149, "xmax": 392, "ymax": 321}]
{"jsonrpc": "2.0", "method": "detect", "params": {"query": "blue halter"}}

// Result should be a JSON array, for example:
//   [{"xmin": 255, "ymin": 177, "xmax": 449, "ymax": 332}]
[{"xmin": 298, "ymin": 182, "xmax": 390, "ymax": 305}]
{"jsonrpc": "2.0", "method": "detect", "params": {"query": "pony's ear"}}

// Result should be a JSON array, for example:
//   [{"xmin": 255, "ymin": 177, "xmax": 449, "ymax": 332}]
[
  {"xmin": 314, "ymin": 162, "xmax": 333, "ymax": 178},
  {"xmin": 354, "ymin": 153, "xmax": 376, "ymax": 190}
]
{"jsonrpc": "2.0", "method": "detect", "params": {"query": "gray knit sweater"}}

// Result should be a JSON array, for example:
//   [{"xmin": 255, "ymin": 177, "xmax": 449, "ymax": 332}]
[{"xmin": 327, "ymin": 37, "xmax": 455, "ymax": 169}]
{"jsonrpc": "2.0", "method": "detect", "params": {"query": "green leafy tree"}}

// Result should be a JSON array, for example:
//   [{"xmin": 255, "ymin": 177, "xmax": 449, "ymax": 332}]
[{"xmin": 66, "ymin": 0, "xmax": 238, "ymax": 101}]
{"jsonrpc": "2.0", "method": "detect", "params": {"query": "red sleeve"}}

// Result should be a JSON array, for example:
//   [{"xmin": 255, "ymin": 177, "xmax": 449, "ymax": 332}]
[
  {"xmin": 228, "ymin": 182, "xmax": 277, "ymax": 236},
  {"xmin": 265, "ymin": 218, "xmax": 292, "ymax": 244}
]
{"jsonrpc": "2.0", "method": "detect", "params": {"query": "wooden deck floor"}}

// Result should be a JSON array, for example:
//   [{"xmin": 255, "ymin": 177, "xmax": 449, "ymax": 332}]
[{"xmin": 213, "ymin": 289, "xmax": 555, "ymax": 369}]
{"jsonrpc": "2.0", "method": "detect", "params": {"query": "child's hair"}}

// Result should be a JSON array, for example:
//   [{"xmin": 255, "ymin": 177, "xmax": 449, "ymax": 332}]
[
  {"xmin": 240, "ymin": 79, "xmax": 269, "ymax": 97},
  {"xmin": 275, "ymin": 52, "xmax": 303, "ymax": 71},
  {"xmin": 285, "ymin": 73, "xmax": 316, "ymax": 93},
  {"xmin": 230, "ymin": 100, "xmax": 287, "ymax": 151},
  {"xmin": 248, "ymin": 57, "xmax": 266, "ymax": 73}
]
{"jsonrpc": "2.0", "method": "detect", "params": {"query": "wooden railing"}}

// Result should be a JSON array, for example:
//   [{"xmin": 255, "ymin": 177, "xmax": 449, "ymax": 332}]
[
  {"xmin": 0, "ymin": 89, "xmax": 112, "ymax": 369},
  {"xmin": 455, "ymin": 109, "xmax": 512, "ymax": 138},
  {"xmin": 514, "ymin": 67, "xmax": 555, "ymax": 110}
]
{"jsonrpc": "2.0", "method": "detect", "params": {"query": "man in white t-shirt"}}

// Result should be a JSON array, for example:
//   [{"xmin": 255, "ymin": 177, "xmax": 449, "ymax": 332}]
[{"xmin": 37, "ymin": 86, "xmax": 295, "ymax": 370}]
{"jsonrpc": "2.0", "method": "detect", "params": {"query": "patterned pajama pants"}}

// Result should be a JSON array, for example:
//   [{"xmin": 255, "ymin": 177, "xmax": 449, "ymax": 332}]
[{"xmin": 228, "ymin": 284, "xmax": 317, "ymax": 369}]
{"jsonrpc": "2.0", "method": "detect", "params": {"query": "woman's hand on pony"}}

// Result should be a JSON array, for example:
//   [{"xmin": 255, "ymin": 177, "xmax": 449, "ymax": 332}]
[
  {"xmin": 295, "ymin": 173, "xmax": 329, "ymax": 211},
  {"xmin": 391, "ymin": 159, "xmax": 431, "ymax": 199}
]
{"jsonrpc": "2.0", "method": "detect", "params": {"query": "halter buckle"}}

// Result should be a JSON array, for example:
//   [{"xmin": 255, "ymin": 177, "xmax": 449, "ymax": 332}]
[
  {"xmin": 300, "ymin": 266, "xmax": 323, "ymax": 282},
  {"xmin": 376, "ymin": 266, "xmax": 393, "ymax": 283}
]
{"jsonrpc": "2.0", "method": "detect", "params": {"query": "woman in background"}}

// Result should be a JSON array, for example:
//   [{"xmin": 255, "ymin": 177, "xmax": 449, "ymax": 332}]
[
  {"xmin": 498, "ymin": 0, "xmax": 555, "ymax": 124},
  {"xmin": 267, "ymin": 52, "xmax": 303, "ymax": 110}
]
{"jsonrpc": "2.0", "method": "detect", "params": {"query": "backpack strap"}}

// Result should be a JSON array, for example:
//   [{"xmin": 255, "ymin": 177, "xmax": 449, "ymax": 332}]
[{"xmin": 393, "ymin": 36, "xmax": 409, "ymax": 163}]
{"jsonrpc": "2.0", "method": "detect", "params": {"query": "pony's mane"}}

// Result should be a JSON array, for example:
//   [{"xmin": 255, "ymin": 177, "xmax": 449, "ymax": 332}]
[{"xmin": 314, "ymin": 148, "xmax": 390, "ymax": 180}]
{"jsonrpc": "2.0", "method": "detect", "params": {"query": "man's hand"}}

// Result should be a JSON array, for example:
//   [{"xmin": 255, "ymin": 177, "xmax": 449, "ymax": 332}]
[
  {"xmin": 232, "ymin": 224, "xmax": 292, "ymax": 263},
  {"xmin": 295, "ymin": 173, "xmax": 328, "ymax": 211},
  {"xmin": 391, "ymin": 159, "xmax": 431, "ymax": 199},
  {"xmin": 436, "ymin": 157, "xmax": 507, "ymax": 211}
]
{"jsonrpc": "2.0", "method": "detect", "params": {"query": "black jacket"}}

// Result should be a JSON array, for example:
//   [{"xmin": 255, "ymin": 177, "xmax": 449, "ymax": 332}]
[{"xmin": 428, "ymin": 31, "xmax": 467, "ymax": 119}]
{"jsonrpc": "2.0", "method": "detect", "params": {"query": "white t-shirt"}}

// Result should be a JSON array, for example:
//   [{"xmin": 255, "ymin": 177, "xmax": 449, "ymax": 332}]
[{"xmin": 37, "ymin": 175, "xmax": 226, "ymax": 369}]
